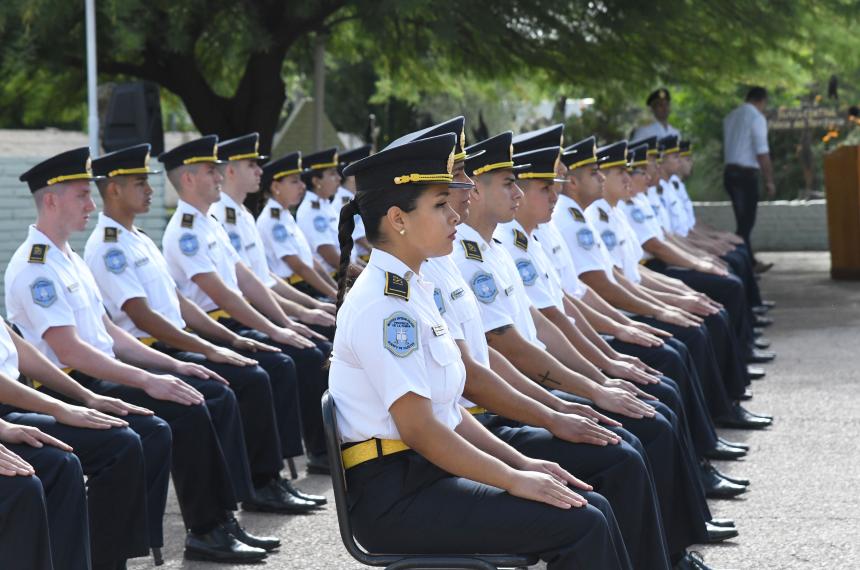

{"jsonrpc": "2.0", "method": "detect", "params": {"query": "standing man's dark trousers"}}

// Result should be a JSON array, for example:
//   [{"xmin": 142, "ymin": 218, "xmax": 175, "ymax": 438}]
[
  {"xmin": 724, "ymin": 164, "xmax": 760, "ymax": 262},
  {"xmin": 2, "ymin": 409, "xmax": 150, "ymax": 567},
  {"xmin": 1, "ymin": 444, "xmax": 88, "ymax": 570},
  {"xmin": 723, "ymin": 246, "xmax": 763, "ymax": 308}
]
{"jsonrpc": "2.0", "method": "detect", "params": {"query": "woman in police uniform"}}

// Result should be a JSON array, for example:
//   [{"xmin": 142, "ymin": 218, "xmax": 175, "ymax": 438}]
[{"xmin": 329, "ymin": 133, "xmax": 631, "ymax": 569}]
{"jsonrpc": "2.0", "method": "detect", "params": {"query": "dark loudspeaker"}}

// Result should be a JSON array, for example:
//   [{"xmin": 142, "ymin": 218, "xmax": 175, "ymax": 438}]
[{"xmin": 101, "ymin": 81, "xmax": 164, "ymax": 155}]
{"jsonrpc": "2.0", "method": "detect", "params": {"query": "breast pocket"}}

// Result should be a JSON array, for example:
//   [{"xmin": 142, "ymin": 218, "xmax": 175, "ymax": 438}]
[{"xmin": 426, "ymin": 335, "xmax": 465, "ymax": 405}]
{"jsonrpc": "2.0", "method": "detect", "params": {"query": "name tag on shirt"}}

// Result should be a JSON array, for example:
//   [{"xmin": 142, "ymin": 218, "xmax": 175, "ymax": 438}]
[
  {"xmin": 504, "ymin": 285, "xmax": 514, "ymax": 296},
  {"xmin": 208, "ymin": 241, "xmax": 217, "ymax": 249},
  {"xmin": 67, "ymin": 283, "xmax": 80, "ymax": 293},
  {"xmin": 245, "ymin": 243, "xmax": 256, "ymax": 250},
  {"xmin": 431, "ymin": 324, "xmax": 448, "ymax": 337},
  {"xmin": 135, "ymin": 258, "xmax": 149, "ymax": 267},
  {"xmin": 450, "ymin": 287, "xmax": 465, "ymax": 300}
]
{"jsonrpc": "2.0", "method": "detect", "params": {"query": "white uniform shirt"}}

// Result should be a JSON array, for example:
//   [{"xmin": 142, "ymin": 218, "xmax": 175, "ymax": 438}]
[
  {"xmin": 162, "ymin": 199, "xmax": 242, "ymax": 313},
  {"xmin": 646, "ymin": 185, "xmax": 673, "ymax": 234},
  {"xmin": 619, "ymin": 196, "xmax": 664, "ymax": 259},
  {"xmin": 659, "ymin": 179, "xmax": 690, "ymax": 237},
  {"xmin": 256, "ymin": 198, "xmax": 315, "ymax": 280},
  {"xmin": 296, "ymin": 193, "xmax": 339, "ymax": 273},
  {"xmin": 723, "ymin": 102, "xmax": 769, "ymax": 168},
  {"xmin": 551, "ymin": 193, "xmax": 617, "ymax": 282},
  {"xmin": 84, "ymin": 213, "xmax": 185, "ymax": 337},
  {"xmin": 334, "ymin": 186, "xmax": 369, "ymax": 258},
  {"xmin": 211, "ymin": 192, "xmax": 276, "ymax": 287},
  {"xmin": 632, "ymin": 121, "xmax": 680, "ymax": 142},
  {"xmin": 329, "ymin": 249, "xmax": 465, "ymax": 443},
  {"xmin": 495, "ymin": 220, "xmax": 565, "ymax": 312},
  {"xmin": 671, "ymin": 175, "xmax": 696, "ymax": 229},
  {"xmin": 584, "ymin": 199, "xmax": 645, "ymax": 284},
  {"xmin": 5, "ymin": 226, "xmax": 115, "ymax": 367},
  {"xmin": 0, "ymin": 323, "xmax": 21, "ymax": 381},
  {"xmin": 451, "ymin": 224, "xmax": 543, "ymax": 348},
  {"xmin": 533, "ymin": 221, "xmax": 586, "ymax": 299}
]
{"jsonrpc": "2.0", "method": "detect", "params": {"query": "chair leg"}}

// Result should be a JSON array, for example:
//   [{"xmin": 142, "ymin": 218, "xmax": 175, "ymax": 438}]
[{"xmin": 287, "ymin": 457, "xmax": 298, "ymax": 479}]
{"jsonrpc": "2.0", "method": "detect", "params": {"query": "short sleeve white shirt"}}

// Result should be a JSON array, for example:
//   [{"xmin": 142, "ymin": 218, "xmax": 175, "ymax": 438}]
[
  {"xmin": 334, "ymin": 187, "xmax": 368, "ymax": 256},
  {"xmin": 533, "ymin": 221, "xmax": 587, "ymax": 299},
  {"xmin": 0, "ymin": 323, "xmax": 20, "ymax": 381},
  {"xmin": 723, "ymin": 102, "xmax": 769, "ymax": 168},
  {"xmin": 256, "ymin": 198, "xmax": 315, "ymax": 280},
  {"xmin": 552, "ymin": 193, "xmax": 616, "ymax": 282},
  {"xmin": 632, "ymin": 121, "xmax": 680, "ymax": 142},
  {"xmin": 646, "ymin": 185, "xmax": 673, "ymax": 235},
  {"xmin": 494, "ymin": 220, "xmax": 565, "ymax": 312},
  {"xmin": 211, "ymin": 192, "xmax": 276, "ymax": 287},
  {"xmin": 296, "ymin": 193, "xmax": 339, "ymax": 273}
]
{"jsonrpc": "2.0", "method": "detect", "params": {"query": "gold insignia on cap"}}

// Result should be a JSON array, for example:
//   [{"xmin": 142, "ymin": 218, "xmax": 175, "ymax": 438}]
[
  {"xmin": 659, "ymin": 89, "xmax": 667, "ymax": 99},
  {"xmin": 460, "ymin": 129, "xmax": 466, "ymax": 151},
  {"xmin": 85, "ymin": 157, "xmax": 93, "ymax": 176},
  {"xmin": 447, "ymin": 150, "xmax": 455, "ymax": 175},
  {"xmin": 509, "ymin": 144, "xmax": 514, "ymax": 161}
]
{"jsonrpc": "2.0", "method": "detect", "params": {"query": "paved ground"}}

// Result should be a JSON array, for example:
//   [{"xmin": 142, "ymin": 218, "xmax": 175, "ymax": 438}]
[{"xmin": 129, "ymin": 251, "xmax": 860, "ymax": 569}]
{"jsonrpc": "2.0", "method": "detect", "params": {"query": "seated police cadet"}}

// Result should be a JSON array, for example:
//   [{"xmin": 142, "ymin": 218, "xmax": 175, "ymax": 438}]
[
  {"xmin": 4, "ymin": 147, "xmax": 273, "ymax": 564},
  {"xmin": 158, "ymin": 136, "xmax": 331, "ymax": 474},
  {"xmin": 458, "ymin": 133, "xmax": 726, "ymax": 566},
  {"xmin": 381, "ymin": 117, "xmax": 673, "ymax": 569},
  {"xmin": 82, "ymin": 144, "xmax": 321, "ymax": 515},
  {"xmin": 335, "ymin": 144, "xmax": 373, "ymax": 261},
  {"xmin": 331, "ymin": 132, "xmax": 632, "ymax": 570},
  {"xmin": 0, "ymin": 415, "xmax": 87, "ymax": 570},
  {"xmin": 258, "ymin": 152, "xmax": 338, "ymax": 299},
  {"xmin": 212, "ymin": 134, "xmax": 335, "ymax": 330},
  {"xmin": 0, "ymin": 317, "xmax": 157, "ymax": 570}
]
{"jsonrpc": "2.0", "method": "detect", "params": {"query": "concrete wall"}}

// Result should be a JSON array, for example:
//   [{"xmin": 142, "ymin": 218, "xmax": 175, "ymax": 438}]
[
  {"xmin": 693, "ymin": 199, "xmax": 828, "ymax": 252},
  {"xmin": 0, "ymin": 157, "xmax": 168, "ymax": 314}
]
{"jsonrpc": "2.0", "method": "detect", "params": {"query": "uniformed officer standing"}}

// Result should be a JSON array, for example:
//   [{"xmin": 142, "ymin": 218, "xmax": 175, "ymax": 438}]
[
  {"xmin": 331, "ymin": 132, "xmax": 631, "ymax": 569},
  {"xmin": 82, "ymin": 143, "xmax": 321, "ymax": 514},
  {"xmin": 632, "ymin": 88, "xmax": 681, "ymax": 141},
  {"xmin": 257, "ymin": 152, "xmax": 338, "ymax": 299},
  {"xmin": 159, "ymin": 136, "xmax": 331, "ymax": 474},
  {"xmin": 5, "ymin": 148, "xmax": 272, "ymax": 563}
]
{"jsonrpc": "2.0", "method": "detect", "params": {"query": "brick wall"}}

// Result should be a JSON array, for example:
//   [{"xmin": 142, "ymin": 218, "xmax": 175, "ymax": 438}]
[
  {"xmin": 0, "ymin": 157, "xmax": 168, "ymax": 314},
  {"xmin": 693, "ymin": 199, "xmax": 828, "ymax": 251}
]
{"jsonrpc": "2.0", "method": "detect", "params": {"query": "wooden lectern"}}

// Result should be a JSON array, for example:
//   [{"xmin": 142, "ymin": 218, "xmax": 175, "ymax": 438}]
[{"xmin": 823, "ymin": 144, "xmax": 860, "ymax": 280}]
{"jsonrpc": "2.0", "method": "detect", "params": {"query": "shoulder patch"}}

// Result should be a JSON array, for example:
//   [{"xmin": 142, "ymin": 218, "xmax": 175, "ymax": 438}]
[
  {"xmin": 28, "ymin": 244, "xmax": 48, "ymax": 264},
  {"xmin": 516, "ymin": 259, "xmax": 539, "ymax": 286},
  {"xmin": 598, "ymin": 208, "xmax": 609, "ymax": 222},
  {"xmin": 104, "ymin": 227, "xmax": 118, "ymax": 242},
  {"xmin": 181, "ymin": 213, "xmax": 195, "ymax": 228},
  {"xmin": 313, "ymin": 215, "xmax": 328, "ymax": 232},
  {"xmin": 179, "ymin": 233, "xmax": 200, "ymax": 256},
  {"xmin": 228, "ymin": 231, "xmax": 241, "ymax": 252},
  {"xmin": 383, "ymin": 311, "xmax": 418, "ymax": 357},
  {"xmin": 631, "ymin": 207, "xmax": 646, "ymax": 223},
  {"xmin": 225, "ymin": 207, "xmax": 237, "ymax": 225},
  {"xmin": 341, "ymin": 196, "xmax": 351, "ymax": 205},
  {"xmin": 433, "ymin": 287, "xmax": 446, "ymax": 314},
  {"xmin": 601, "ymin": 230, "xmax": 618, "ymax": 250},
  {"xmin": 470, "ymin": 270, "xmax": 498, "ymax": 304},
  {"xmin": 272, "ymin": 223, "xmax": 289, "ymax": 243},
  {"xmin": 30, "ymin": 277, "xmax": 57, "ymax": 307},
  {"xmin": 513, "ymin": 229, "xmax": 529, "ymax": 251},
  {"xmin": 576, "ymin": 228, "xmax": 595, "ymax": 250},
  {"xmin": 311, "ymin": 200, "xmax": 321, "ymax": 210},
  {"xmin": 461, "ymin": 240, "xmax": 482, "ymax": 262},
  {"xmin": 103, "ymin": 248, "xmax": 128, "ymax": 274},
  {"xmin": 384, "ymin": 271, "xmax": 409, "ymax": 300},
  {"xmin": 569, "ymin": 208, "xmax": 586, "ymax": 223},
  {"xmin": 270, "ymin": 208, "xmax": 281, "ymax": 219},
  {"xmin": 672, "ymin": 180, "xmax": 680, "ymax": 189}
]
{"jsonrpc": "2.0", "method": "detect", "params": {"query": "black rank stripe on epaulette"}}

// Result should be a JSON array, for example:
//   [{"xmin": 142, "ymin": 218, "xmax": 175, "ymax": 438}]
[
  {"xmin": 28, "ymin": 244, "xmax": 48, "ymax": 264},
  {"xmin": 225, "ymin": 207, "xmax": 237, "ymax": 224},
  {"xmin": 181, "ymin": 213, "xmax": 194, "ymax": 228},
  {"xmin": 271, "ymin": 208, "xmax": 281, "ymax": 219},
  {"xmin": 513, "ymin": 229, "xmax": 528, "ymax": 251},
  {"xmin": 569, "ymin": 207, "xmax": 585, "ymax": 223},
  {"xmin": 104, "ymin": 227, "xmax": 118, "ymax": 243},
  {"xmin": 598, "ymin": 208, "xmax": 609, "ymax": 222},
  {"xmin": 461, "ymin": 239, "xmax": 482, "ymax": 262},
  {"xmin": 311, "ymin": 201, "xmax": 321, "ymax": 210},
  {"xmin": 383, "ymin": 271, "xmax": 409, "ymax": 300},
  {"xmin": 492, "ymin": 238, "xmax": 502, "ymax": 244}
]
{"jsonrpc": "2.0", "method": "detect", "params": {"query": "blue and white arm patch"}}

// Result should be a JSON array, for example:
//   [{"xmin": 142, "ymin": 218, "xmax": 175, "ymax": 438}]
[
  {"xmin": 103, "ymin": 248, "xmax": 128, "ymax": 274},
  {"xmin": 179, "ymin": 233, "xmax": 200, "ymax": 256},
  {"xmin": 30, "ymin": 277, "xmax": 57, "ymax": 308},
  {"xmin": 313, "ymin": 215, "xmax": 328, "ymax": 232},
  {"xmin": 576, "ymin": 228, "xmax": 595, "ymax": 250},
  {"xmin": 383, "ymin": 311, "xmax": 418, "ymax": 357},
  {"xmin": 470, "ymin": 270, "xmax": 498, "ymax": 304},
  {"xmin": 516, "ymin": 259, "xmax": 538, "ymax": 286},
  {"xmin": 273, "ymin": 223, "xmax": 289, "ymax": 243}
]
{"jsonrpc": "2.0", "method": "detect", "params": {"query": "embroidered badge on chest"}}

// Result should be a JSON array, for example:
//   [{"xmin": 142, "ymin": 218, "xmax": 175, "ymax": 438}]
[
  {"xmin": 470, "ymin": 271, "xmax": 498, "ymax": 304},
  {"xmin": 228, "ymin": 231, "xmax": 242, "ymax": 252},
  {"xmin": 513, "ymin": 229, "xmax": 529, "ymax": 251},
  {"xmin": 225, "ymin": 207, "xmax": 237, "ymax": 225},
  {"xmin": 601, "ymin": 230, "xmax": 618, "ymax": 251},
  {"xmin": 383, "ymin": 311, "xmax": 418, "ymax": 357},
  {"xmin": 313, "ymin": 215, "xmax": 328, "ymax": 232},
  {"xmin": 273, "ymin": 224, "xmax": 289, "ymax": 243},
  {"xmin": 516, "ymin": 259, "xmax": 539, "ymax": 286},
  {"xmin": 270, "ymin": 208, "xmax": 281, "ymax": 219},
  {"xmin": 181, "ymin": 213, "xmax": 194, "ymax": 228},
  {"xmin": 104, "ymin": 227, "xmax": 118, "ymax": 243},
  {"xmin": 383, "ymin": 272, "xmax": 409, "ymax": 300},
  {"xmin": 30, "ymin": 277, "xmax": 57, "ymax": 307},
  {"xmin": 569, "ymin": 208, "xmax": 586, "ymax": 223},
  {"xmin": 433, "ymin": 287, "xmax": 446, "ymax": 315},
  {"xmin": 179, "ymin": 233, "xmax": 199, "ymax": 256},
  {"xmin": 461, "ymin": 240, "xmax": 482, "ymax": 262},
  {"xmin": 576, "ymin": 228, "xmax": 595, "ymax": 250},
  {"xmin": 103, "ymin": 248, "xmax": 128, "ymax": 274},
  {"xmin": 28, "ymin": 244, "xmax": 48, "ymax": 264}
]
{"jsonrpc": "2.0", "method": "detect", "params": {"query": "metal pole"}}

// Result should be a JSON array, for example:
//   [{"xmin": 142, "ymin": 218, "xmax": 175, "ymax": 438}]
[
  {"xmin": 85, "ymin": 0, "xmax": 99, "ymax": 156},
  {"xmin": 312, "ymin": 32, "xmax": 326, "ymax": 150}
]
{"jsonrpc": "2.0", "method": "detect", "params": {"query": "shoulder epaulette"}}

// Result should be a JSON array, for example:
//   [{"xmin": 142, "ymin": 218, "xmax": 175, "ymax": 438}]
[
  {"xmin": 625, "ymin": 199, "xmax": 635, "ymax": 205},
  {"xmin": 492, "ymin": 238, "xmax": 502, "ymax": 244},
  {"xmin": 513, "ymin": 229, "xmax": 528, "ymax": 251},
  {"xmin": 28, "ymin": 244, "xmax": 48, "ymax": 264},
  {"xmin": 271, "ymin": 208, "xmax": 281, "ymax": 219},
  {"xmin": 383, "ymin": 271, "xmax": 409, "ymax": 300},
  {"xmin": 104, "ymin": 227, "xmax": 118, "ymax": 242},
  {"xmin": 671, "ymin": 180, "xmax": 680, "ymax": 189},
  {"xmin": 461, "ymin": 239, "xmax": 483, "ymax": 261},
  {"xmin": 225, "ymin": 207, "xmax": 237, "ymax": 224},
  {"xmin": 598, "ymin": 208, "xmax": 609, "ymax": 222},
  {"xmin": 569, "ymin": 208, "xmax": 586, "ymax": 223},
  {"xmin": 136, "ymin": 226, "xmax": 148, "ymax": 236},
  {"xmin": 311, "ymin": 200, "xmax": 321, "ymax": 210},
  {"xmin": 181, "ymin": 213, "xmax": 194, "ymax": 228},
  {"xmin": 656, "ymin": 186, "xmax": 664, "ymax": 195}
]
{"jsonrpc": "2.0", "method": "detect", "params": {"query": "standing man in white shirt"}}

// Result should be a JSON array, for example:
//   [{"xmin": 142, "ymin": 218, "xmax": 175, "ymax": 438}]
[
  {"xmin": 632, "ymin": 88, "xmax": 681, "ymax": 142},
  {"xmin": 722, "ymin": 86, "xmax": 774, "ymax": 273}
]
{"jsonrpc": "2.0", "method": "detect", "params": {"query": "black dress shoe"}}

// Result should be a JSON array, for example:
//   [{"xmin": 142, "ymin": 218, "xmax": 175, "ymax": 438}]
[
  {"xmin": 184, "ymin": 525, "xmax": 267, "ymax": 562},
  {"xmin": 716, "ymin": 404, "xmax": 772, "ymax": 430},
  {"xmin": 675, "ymin": 551, "xmax": 715, "ymax": 570},
  {"xmin": 748, "ymin": 348, "xmax": 776, "ymax": 364},
  {"xmin": 709, "ymin": 517, "xmax": 735, "ymax": 527},
  {"xmin": 307, "ymin": 452, "xmax": 331, "ymax": 475},
  {"xmin": 761, "ymin": 300, "xmax": 776, "ymax": 309},
  {"xmin": 223, "ymin": 516, "xmax": 280, "ymax": 551},
  {"xmin": 754, "ymin": 315, "xmax": 774, "ymax": 327},
  {"xmin": 752, "ymin": 305, "xmax": 769, "ymax": 316},
  {"xmin": 243, "ymin": 480, "xmax": 317, "ymax": 514},
  {"xmin": 743, "ymin": 408, "xmax": 773, "ymax": 421},
  {"xmin": 702, "ymin": 469, "xmax": 747, "ymax": 499},
  {"xmin": 754, "ymin": 337, "xmax": 771, "ymax": 349},
  {"xmin": 739, "ymin": 387, "xmax": 754, "ymax": 400},
  {"xmin": 705, "ymin": 462, "xmax": 750, "ymax": 486},
  {"xmin": 279, "ymin": 478, "xmax": 327, "ymax": 506},
  {"xmin": 704, "ymin": 439, "xmax": 747, "ymax": 460},
  {"xmin": 706, "ymin": 521, "xmax": 739, "ymax": 543},
  {"xmin": 747, "ymin": 367, "xmax": 766, "ymax": 380},
  {"xmin": 718, "ymin": 437, "xmax": 749, "ymax": 451},
  {"xmin": 754, "ymin": 261, "xmax": 774, "ymax": 274},
  {"xmin": 753, "ymin": 327, "xmax": 765, "ymax": 337}
]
